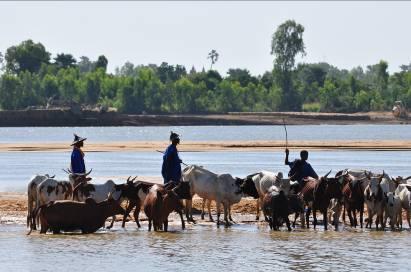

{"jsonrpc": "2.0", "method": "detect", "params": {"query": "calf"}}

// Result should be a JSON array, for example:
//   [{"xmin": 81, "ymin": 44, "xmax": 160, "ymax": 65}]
[
  {"xmin": 143, "ymin": 182, "xmax": 191, "ymax": 232},
  {"xmin": 30, "ymin": 193, "xmax": 125, "ymax": 234},
  {"xmin": 384, "ymin": 192, "xmax": 402, "ymax": 230},
  {"xmin": 239, "ymin": 171, "xmax": 292, "ymax": 221},
  {"xmin": 262, "ymin": 190, "xmax": 291, "ymax": 231},
  {"xmin": 394, "ymin": 183, "xmax": 411, "ymax": 229}
]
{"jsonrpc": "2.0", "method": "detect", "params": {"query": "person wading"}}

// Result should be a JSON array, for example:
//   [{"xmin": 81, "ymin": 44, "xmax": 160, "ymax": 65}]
[
  {"xmin": 161, "ymin": 132, "xmax": 183, "ymax": 185},
  {"xmin": 71, "ymin": 134, "xmax": 87, "ymax": 174},
  {"xmin": 285, "ymin": 149, "xmax": 318, "ymax": 191}
]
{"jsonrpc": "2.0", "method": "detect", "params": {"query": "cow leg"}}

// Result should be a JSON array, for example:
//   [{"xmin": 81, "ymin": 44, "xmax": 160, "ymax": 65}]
[
  {"xmin": 406, "ymin": 209, "xmax": 411, "ymax": 229},
  {"xmin": 208, "ymin": 200, "xmax": 214, "ymax": 222},
  {"xmin": 313, "ymin": 208, "xmax": 318, "ymax": 230},
  {"xmin": 216, "ymin": 201, "xmax": 221, "ymax": 227},
  {"xmin": 324, "ymin": 209, "xmax": 329, "ymax": 231},
  {"xmin": 122, "ymin": 201, "xmax": 136, "ymax": 228},
  {"xmin": 200, "ymin": 199, "xmax": 206, "ymax": 220},
  {"xmin": 229, "ymin": 205, "xmax": 235, "ymax": 223},
  {"xmin": 360, "ymin": 208, "xmax": 364, "ymax": 229},
  {"xmin": 164, "ymin": 220, "xmax": 168, "ymax": 232},
  {"xmin": 305, "ymin": 207, "xmax": 311, "ymax": 229},
  {"xmin": 133, "ymin": 206, "xmax": 141, "ymax": 228},
  {"xmin": 292, "ymin": 212, "xmax": 298, "ymax": 228},
  {"xmin": 185, "ymin": 199, "xmax": 193, "ymax": 222},
  {"xmin": 342, "ymin": 203, "xmax": 346, "ymax": 223},
  {"xmin": 148, "ymin": 219, "xmax": 152, "ymax": 231},
  {"xmin": 178, "ymin": 210, "xmax": 185, "ymax": 230},
  {"xmin": 106, "ymin": 215, "xmax": 115, "ymax": 229},
  {"xmin": 285, "ymin": 215, "xmax": 292, "ymax": 231},
  {"xmin": 223, "ymin": 203, "xmax": 231, "ymax": 227},
  {"xmin": 256, "ymin": 198, "xmax": 260, "ymax": 221}
]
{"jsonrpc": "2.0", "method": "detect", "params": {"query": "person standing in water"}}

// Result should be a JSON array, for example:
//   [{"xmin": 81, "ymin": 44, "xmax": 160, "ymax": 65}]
[{"xmin": 161, "ymin": 131, "xmax": 183, "ymax": 185}]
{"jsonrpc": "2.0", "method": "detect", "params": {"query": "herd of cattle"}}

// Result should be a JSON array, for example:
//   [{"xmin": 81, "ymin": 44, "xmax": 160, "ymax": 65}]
[{"xmin": 26, "ymin": 166, "xmax": 411, "ymax": 234}]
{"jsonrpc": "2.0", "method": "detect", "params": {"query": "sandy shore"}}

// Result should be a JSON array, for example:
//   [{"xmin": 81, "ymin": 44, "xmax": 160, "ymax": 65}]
[{"xmin": 1, "ymin": 139, "xmax": 411, "ymax": 152}]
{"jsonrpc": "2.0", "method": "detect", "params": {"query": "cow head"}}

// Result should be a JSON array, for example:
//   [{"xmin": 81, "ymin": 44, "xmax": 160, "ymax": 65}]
[
  {"xmin": 67, "ymin": 169, "xmax": 93, "ymax": 187},
  {"xmin": 366, "ymin": 171, "xmax": 384, "ymax": 202},
  {"xmin": 172, "ymin": 181, "xmax": 192, "ymax": 200},
  {"xmin": 105, "ymin": 192, "xmax": 126, "ymax": 215},
  {"xmin": 385, "ymin": 192, "xmax": 395, "ymax": 207},
  {"xmin": 238, "ymin": 176, "xmax": 259, "ymax": 198}
]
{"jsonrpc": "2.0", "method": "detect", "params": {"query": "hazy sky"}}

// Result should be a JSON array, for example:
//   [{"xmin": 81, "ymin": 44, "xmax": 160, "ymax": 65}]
[{"xmin": 1, "ymin": 1, "xmax": 410, "ymax": 76}]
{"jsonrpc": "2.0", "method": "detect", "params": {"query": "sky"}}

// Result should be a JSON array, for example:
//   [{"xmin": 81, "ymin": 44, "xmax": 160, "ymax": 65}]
[{"xmin": 0, "ymin": 1, "xmax": 410, "ymax": 76}]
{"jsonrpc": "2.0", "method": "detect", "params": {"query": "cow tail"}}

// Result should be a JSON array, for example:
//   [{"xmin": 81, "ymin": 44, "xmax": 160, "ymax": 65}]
[{"xmin": 27, "ymin": 192, "xmax": 32, "ymax": 228}]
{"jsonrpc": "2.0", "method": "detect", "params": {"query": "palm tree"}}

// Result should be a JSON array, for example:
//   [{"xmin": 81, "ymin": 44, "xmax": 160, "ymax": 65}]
[{"xmin": 207, "ymin": 50, "xmax": 219, "ymax": 70}]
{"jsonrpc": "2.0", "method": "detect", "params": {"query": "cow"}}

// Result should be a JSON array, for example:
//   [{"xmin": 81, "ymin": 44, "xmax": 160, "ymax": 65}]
[
  {"xmin": 384, "ymin": 192, "xmax": 402, "ymax": 230},
  {"xmin": 394, "ymin": 183, "xmax": 411, "ymax": 229},
  {"xmin": 298, "ymin": 170, "xmax": 346, "ymax": 230},
  {"xmin": 119, "ymin": 179, "xmax": 154, "ymax": 228},
  {"xmin": 35, "ymin": 170, "xmax": 92, "ymax": 229},
  {"xmin": 28, "ymin": 193, "xmax": 125, "ymax": 234},
  {"xmin": 364, "ymin": 172, "xmax": 385, "ymax": 230},
  {"xmin": 262, "ymin": 189, "xmax": 291, "ymax": 231},
  {"xmin": 238, "ymin": 171, "xmax": 293, "ymax": 221},
  {"xmin": 341, "ymin": 175, "xmax": 369, "ymax": 228},
  {"xmin": 143, "ymin": 181, "xmax": 191, "ymax": 232},
  {"xmin": 72, "ymin": 176, "xmax": 133, "ymax": 229},
  {"xmin": 182, "ymin": 165, "xmax": 242, "ymax": 226},
  {"xmin": 27, "ymin": 174, "xmax": 55, "ymax": 230}
]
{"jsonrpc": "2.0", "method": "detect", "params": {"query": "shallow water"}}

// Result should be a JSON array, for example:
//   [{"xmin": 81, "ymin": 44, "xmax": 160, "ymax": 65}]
[
  {"xmin": 1, "ymin": 124, "xmax": 411, "ymax": 143},
  {"xmin": 0, "ymin": 223, "xmax": 410, "ymax": 272},
  {"xmin": 1, "ymin": 150, "xmax": 411, "ymax": 192}
]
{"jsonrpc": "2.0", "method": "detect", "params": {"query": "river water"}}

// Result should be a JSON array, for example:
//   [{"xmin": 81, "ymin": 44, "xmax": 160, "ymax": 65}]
[
  {"xmin": 0, "ymin": 224, "xmax": 410, "ymax": 272},
  {"xmin": 1, "ymin": 125, "xmax": 411, "ymax": 271}
]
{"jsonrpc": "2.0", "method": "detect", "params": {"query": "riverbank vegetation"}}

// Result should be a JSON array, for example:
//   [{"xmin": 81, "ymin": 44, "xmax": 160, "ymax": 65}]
[{"xmin": 1, "ymin": 20, "xmax": 411, "ymax": 114}]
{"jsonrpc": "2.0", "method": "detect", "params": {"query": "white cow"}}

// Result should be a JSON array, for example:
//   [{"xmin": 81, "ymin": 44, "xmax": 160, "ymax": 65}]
[
  {"xmin": 183, "ymin": 165, "xmax": 243, "ymax": 226},
  {"xmin": 240, "ymin": 171, "xmax": 293, "ymax": 220},
  {"xmin": 364, "ymin": 173, "xmax": 385, "ymax": 229},
  {"xmin": 384, "ymin": 192, "xmax": 402, "ymax": 230},
  {"xmin": 395, "ymin": 183, "xmax": 411, "ymax": 229},
  {"xmin": 27, "ymin": 174, "xmax": 54, "ymax": 230}
]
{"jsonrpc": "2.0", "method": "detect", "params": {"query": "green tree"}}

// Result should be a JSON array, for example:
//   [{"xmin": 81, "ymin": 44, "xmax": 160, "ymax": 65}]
[
  {"xmin": 271, "ymin": 20, "xmax": 305, "ymax": 111},
  {"xmin": 41, "ymin": 74, "xmax": 59, "ymax": 99},
  {"xmin": 0, "ymin": 74, "xmax": 23, "ymax": 109},
  {"xmin": 78, "ymin": 56, "xmax": 95, "ymax": 73},
  {"xmin": 95, "ymin": 55, "xmax": 108, "ymax": 72},
  {"xmin": 54, "ymin": 53, "xmax": 77, "ymax": 69},
  {"xmin": 5, "ymin": 40, "xmax": 51, "ymax": 74}
]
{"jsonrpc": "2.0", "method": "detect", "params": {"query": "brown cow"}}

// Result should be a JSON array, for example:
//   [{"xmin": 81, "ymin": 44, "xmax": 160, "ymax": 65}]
[
  {"xmin": 120, "ymin": 179, "xmax": 154, "ymax": 228},
  {"xmin": 29, "ymin": 193, "xmax": 124, "ymax": 234},
  {"xmin": 143, "ymin": 182, "xmax": 191, "ymax": 232}
]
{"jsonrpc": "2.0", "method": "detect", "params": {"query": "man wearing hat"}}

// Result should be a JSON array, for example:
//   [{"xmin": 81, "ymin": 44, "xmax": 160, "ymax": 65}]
[
  {"xmin": 161, "ymin": 131, "xmax": 183, "ymax": 185},
  {"xmin": 71, "ymin": 134, "xmax": 87, "ymax": 174}
]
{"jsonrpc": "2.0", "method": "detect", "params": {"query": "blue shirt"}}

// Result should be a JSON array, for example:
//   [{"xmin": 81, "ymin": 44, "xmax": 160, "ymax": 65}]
[
  {"xmin": 161, "ymin": 144, "xmax": 182, "ymax": 184},
  {"xmin": 71, "ymin": 148, "xmax": 86, "ymax": 174},
  {"xmin": 287, "ymin": 159, "xmax": 317, "ymax": 184}
]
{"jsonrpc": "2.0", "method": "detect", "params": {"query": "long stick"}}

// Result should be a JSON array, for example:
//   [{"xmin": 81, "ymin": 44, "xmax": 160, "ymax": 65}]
[
  {"xmin": 156, "ymin": 150, "xmax": 189, "ymax": 167},
  {"xmin": 282, "ymin": 118, "xmax": 288, "ymax": 149}
]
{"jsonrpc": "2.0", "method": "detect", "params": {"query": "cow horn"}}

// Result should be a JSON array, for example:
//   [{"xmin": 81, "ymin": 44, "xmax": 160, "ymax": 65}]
[
  {"xmin": 405, "ymin": 176, "xmax": 411, "ymax": 181},
  {"xmin": 62, "ymin": 168, "xmax": 71, "ymax": 174},
  {"xmin": 324, "ymin": 170, "xmax": 332, "ymax": 179},
  {"xmin": 49, "ymin": 175, "xmax": 55, "ymax": 179},
  {"xmin": 85, "ymin": 169, "xmax": 92, "ymax": 176},
  {"xmin": 132, "ymin": 176, "xmax": 138, "ymax": 182},
  {"xmin": 127, "ymin": 176, "xmax": 131, "ymax": 182}
]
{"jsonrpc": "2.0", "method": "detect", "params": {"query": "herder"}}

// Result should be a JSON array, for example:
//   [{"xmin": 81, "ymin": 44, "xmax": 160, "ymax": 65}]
[
  {"xmin": 161, "ymin": 131, "xmax": 183, "ymax": 185},
  {"xmin": 71, "ymin": 134, "xmax": 87, "ymax": 174},
  {"xmin": 285, "ymin": 148, "xmax": 318, "ymax": 188}
]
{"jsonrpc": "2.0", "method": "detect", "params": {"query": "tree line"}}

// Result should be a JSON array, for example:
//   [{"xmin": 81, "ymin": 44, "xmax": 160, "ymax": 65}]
[{"xmin": 1, "ymin": 20, "xmax": 411, "ymax": 113}]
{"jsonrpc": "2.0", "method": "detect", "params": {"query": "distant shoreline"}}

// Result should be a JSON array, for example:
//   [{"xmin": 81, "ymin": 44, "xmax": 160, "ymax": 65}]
[
  {"xmin": 0, "ymin": 109, "xmax": 408, "ymax": 127},
  {"xmin": 1, "ymin": 140, "xmax": 411, "ymax": 152}
]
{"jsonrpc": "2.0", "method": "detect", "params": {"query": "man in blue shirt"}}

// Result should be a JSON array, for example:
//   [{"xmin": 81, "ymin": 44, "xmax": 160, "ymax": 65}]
[
  {"xmin": 285, "ymin": 149, "xmax": 318, "ymax": 188},
  {"xmin": 71, "ymin": 134, "xmax": 87, "ymax": 174},
  {"xmin": 161, "ymin": 131, "xmax": 183, "ymax": 185}
]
